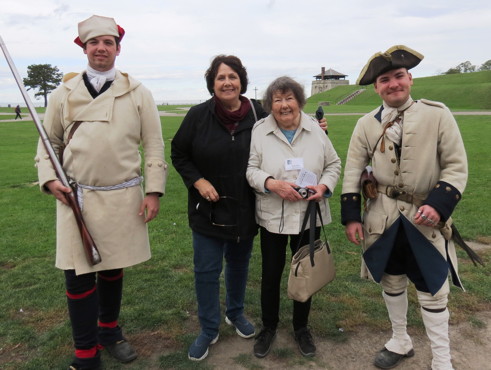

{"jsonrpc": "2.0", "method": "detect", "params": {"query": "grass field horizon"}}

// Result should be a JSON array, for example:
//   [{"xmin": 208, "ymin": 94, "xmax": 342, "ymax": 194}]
[{"xmin": 0, "ymin": 72, "xmax": 490, "ymax": 369}]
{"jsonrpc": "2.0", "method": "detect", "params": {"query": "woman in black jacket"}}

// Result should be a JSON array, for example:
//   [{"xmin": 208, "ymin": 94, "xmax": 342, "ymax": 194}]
[{"xmin": 171, "ymin": 55, "xmax": 266, "ymax": 361}]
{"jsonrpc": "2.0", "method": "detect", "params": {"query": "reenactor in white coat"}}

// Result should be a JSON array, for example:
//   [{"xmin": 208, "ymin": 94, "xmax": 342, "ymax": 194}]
[
  {"xmin": 341, "ymin": 45, "xmax": 468, "ymax": 370},
  {"xmin": 35, "ymin": 15, "xmax": 167, "ymax": 369}
]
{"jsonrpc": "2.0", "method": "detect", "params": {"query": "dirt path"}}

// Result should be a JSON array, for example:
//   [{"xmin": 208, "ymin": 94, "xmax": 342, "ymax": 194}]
[
  {"xmin": 198, "ymin": 310, "xmax": 491, "ymax": 369},
  {"xmin": 200, "ymin": 241, "xmax": 491, "ymax": 369}
]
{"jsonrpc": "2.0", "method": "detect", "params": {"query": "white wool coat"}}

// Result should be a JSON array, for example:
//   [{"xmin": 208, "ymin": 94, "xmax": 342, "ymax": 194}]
[{"xmin": 35, "ymin": 71, "xmax": 167, "ymax": 274}]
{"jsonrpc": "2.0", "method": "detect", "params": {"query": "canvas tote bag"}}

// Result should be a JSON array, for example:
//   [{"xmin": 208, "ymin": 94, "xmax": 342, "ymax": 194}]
[{"xmin": 287, "ymin": 200, "xmax": 335, "ymax": 302}]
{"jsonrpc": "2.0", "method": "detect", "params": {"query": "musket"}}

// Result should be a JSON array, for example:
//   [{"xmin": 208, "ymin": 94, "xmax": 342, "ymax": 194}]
[{"xmin": 0, "ymin": 35, "xmax": 101, "ymax": 265}]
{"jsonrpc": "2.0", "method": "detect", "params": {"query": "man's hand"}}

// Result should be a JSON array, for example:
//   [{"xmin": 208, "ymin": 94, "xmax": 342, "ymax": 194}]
[
  {"xmin": 46, "ymin": 180, "xmax": 72, "ymax": 206},
  {"xmin": 139, "ymin": 193, "xmax": 160, "ymax": 223},
  {"xmin": 345, "ymin": 221, "xmax": 364, "ymax": 245},
  {"xmin": 414, "ymin": 205, "xmax": 440, "ymax": 228}
]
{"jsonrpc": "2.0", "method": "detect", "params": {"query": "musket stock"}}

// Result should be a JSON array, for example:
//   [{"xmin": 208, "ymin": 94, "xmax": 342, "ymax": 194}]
[{"xmin": 0, "ymin": 35, "xmax": 101, "ymax": 265}]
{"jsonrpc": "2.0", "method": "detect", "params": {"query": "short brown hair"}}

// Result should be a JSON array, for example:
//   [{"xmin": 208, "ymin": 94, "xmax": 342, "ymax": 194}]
[
  {"xmin": 262, "ymin": 76, "xmax": 306, "ymax": 113},
  {"xmin": 205, "ymin": 55, "xmax": 248, "ymax": 95}
]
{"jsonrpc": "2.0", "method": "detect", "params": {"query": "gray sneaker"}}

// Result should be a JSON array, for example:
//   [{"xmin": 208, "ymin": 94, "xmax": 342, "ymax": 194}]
[
  {"xmin": 188, "ymin": 333, "xmax": 219, "ymax": 361},
  {"xmin": 225, "ymin": 315, "xmax": 255, "ymax": 338}
]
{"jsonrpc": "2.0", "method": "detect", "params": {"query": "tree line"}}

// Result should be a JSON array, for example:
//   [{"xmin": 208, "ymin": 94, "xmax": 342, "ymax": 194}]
[{"xmin": 444, "ymin": 60, "xmax": 491, "ymax": 74}]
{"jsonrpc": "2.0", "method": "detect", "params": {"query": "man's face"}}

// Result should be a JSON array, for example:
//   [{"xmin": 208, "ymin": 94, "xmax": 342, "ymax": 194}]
[
  {"xmin": 84, "ymin": 35, "xmax": 120, "ymax": 72},
  {"xmin": 374, "ymin": 68, "xmax": 413, "ymax": 108}
]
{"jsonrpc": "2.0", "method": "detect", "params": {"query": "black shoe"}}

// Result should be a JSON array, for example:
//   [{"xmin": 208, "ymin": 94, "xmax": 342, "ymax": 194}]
[
  {"xmin": 294, "ymin": 327, "xmax": 316, "ymax": 357},
  {"xmin": 105, "ymin": 339, "xmax": 137, "ymax": 363},
  {"xmin": 69, "ymin": 352, "xmax": 101, "ymax": 370},
  {"xmin": 254, "ymin": 328, "xmax": 276, "ymax": 358},
  {"xmin": 374, "ymin": 347, "xmax": 415, "ymax": 369}
]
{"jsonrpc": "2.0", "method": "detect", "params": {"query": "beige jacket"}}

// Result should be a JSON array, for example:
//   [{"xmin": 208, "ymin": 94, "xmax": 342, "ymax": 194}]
[
  {"xmin": 35, "ymin": 71, "xmax": 168, "ymax": 274},
  {"xmin": 342, "ymin": 99, "xmax": 468, "ymax": 283},
  {"xmin": 247, "ymin": 112, "xmax": 341, "ymax": 235}
]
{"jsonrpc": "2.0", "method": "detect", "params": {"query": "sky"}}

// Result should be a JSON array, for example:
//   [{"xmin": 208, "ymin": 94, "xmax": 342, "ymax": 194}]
[{"xmin": 1, "ymin": 0, "xmax": 490, "ymax": 106}]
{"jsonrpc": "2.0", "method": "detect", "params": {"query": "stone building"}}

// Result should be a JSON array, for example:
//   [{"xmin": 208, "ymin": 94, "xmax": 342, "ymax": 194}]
[{"xmin": 311, "ymin": 67, "xmax": 349, "ymax": 95}]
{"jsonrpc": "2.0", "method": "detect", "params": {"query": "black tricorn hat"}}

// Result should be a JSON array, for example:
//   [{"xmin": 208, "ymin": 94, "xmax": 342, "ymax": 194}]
[{"xmin": 356, "ymin": 45, "xmax": 424, "ymax": 85}]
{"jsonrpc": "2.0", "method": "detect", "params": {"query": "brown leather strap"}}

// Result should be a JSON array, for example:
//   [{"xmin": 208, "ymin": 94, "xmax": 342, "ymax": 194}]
[
  {"xmin": 371, "ymin": 102, "xmax": 414, "ymax": 156},
  {"xmin": 66, "ymin": 121, "xmax": 83, "ymax": 144},
  {"xmin": 376, "ymin": 184, "xmax": 427, "ymax": 207},
  {"xmin": 59, "ymin": 121, "xmax": 83, "ymax": 164}
]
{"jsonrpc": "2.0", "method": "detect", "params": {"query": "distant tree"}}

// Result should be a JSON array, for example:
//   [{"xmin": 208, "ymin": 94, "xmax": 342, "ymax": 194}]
[
  {"xmin": 444, "ymin": 67, "xmax": 461, "ymax": 75},
  {"xmin": 23, "ymin": 64, "xmax": 63, "ymax": 107},
  {"xmin": 443, "ymin": 60, "xmax": 477, "ymax": 75},
  {"xmin": 479, "ymin": 59, "xmax": 491, "ymax": 71},
  {"xmin": 457, "ymin": 61, "xmax": 476, "ymax": 73}
]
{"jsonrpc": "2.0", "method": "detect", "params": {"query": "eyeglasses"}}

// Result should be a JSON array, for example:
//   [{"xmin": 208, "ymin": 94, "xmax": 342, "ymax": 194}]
[{"xmin": 210, "ymin": 196, "xmax": 238, "ymax": 227}]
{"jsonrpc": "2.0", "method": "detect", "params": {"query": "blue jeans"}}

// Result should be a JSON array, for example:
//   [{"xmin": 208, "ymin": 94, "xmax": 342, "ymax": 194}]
[{"xmin": 192, "ymin": 231, "xmax": 253, "ymax": 339}]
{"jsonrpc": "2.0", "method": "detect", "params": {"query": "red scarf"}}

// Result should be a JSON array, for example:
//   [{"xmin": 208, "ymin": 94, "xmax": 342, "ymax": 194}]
[{"xmin": 214, "ymin": 95, "xmax": 251, "ymax": 133}]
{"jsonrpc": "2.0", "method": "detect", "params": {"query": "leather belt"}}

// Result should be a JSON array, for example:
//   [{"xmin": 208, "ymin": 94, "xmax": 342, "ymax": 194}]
[{"xmin": 377, "ymin": 185, "xmax": 426, "ymax": 207}]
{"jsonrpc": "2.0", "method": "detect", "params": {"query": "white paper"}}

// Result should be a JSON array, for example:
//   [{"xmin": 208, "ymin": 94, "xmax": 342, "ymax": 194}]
[{"xmin": 295, "ymin": 168, "xmax": 317, "ymax": 187}]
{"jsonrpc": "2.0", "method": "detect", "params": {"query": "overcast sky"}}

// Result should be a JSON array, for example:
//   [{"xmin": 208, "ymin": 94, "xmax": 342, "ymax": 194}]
[{"xmin": 1, "ymin": 0, "xmax": 490, "ymax": 106}]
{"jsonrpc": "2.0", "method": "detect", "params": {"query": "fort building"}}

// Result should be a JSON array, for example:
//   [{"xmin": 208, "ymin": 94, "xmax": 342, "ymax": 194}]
[{"xmin": 311, "ymin": 67, "xmax": 349, "ymax": 95}]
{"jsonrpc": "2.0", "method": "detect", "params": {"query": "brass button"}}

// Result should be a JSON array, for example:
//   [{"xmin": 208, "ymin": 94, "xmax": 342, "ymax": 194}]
[
  {"xmin": 400, "ymin": 206, "xmax": 405, "ymax": 211},
  {"xmin": 369, "ymin": 228, "xmax": 372, "ymax": 233},
  {"xmin": 342, "ymin": 196, "xmax": 347, "ymax": 201},
  {"xmin": 391, "ymin": 158, "xmax": 396, "ymax": 163},
  {"xmin": 394, "ymin": 170, "xmax": 399, "ymax": 175},
  {"xmin": 445, "ymin": 186, "xmax": 451, "ymax": 192},
  {"xmin": 147, "ymin": 163, "xmax": 153, "ymax": 167},
  {"xmin": 389, "ymin": 145, "xmax": 393, "ymax": 150},
  {"xmin": 432, "ymin": 232, "xmax": 436, "ymax": 238},
  {"xmin": 456, "ymin": 194, "xmax": 460, "ymax": 200},
  {"xmin": 353, "ymin": 195, "xmax": 358, "ymax": 201},
  {"xmin": 435, "ymin": 184, "xmax": 441, "ymax": 188},
  {"xmin": 398, "ymin": 183, "xmax": 404, "ymax": 188}
]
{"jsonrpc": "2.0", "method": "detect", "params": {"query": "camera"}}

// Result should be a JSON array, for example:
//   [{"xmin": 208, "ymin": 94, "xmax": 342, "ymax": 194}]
[{"xmin": 296, "ymin": 187, "xmax": 314, "ymax": 199}]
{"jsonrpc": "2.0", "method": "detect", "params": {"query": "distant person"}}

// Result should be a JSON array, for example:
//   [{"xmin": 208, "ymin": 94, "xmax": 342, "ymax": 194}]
[
  {"xmin": 341, "ymin": 45, "xmax": 468, "ymax": 370},
  {"xmin": 14, "ymin": 104, "xmax": 22, "ymax": 119},
  {"xmin": 246, "ymin": 76, "xmax": 341, "ymax": 358},
  {"xmin": 35, "ymin": 15, "xmax": 167, "ymax": 369}
]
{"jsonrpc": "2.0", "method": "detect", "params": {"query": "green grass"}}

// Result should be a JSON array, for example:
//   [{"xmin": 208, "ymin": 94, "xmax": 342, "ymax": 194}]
[
  {"xmin": 157, "ymin": 104, "xmax": 193, "ymax": 114},
  {"xmin": 1, "ymin": 106, "xmax": 490, "ymax": 369},
  {"xmin": 0, "ymin": 115, "xmax": 17, "ymax": 120},
  {"xmin": 305, "ymin": 70, "xmax": 491, "ymax": 113}
]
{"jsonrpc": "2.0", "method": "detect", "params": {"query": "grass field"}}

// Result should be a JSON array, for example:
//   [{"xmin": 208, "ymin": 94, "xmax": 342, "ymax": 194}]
[{"xmin": 1, "ymin": 104, "xmax": 490, "ymax": 369}]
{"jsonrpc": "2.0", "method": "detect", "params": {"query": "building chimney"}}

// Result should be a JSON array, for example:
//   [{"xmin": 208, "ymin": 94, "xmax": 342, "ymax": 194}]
[{"xmin": 321, "ymin": 67, "xmax": 325, "ymax": 80}]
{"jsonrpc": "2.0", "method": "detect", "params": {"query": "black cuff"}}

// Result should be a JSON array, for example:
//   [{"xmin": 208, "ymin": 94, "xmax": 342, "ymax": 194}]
[
  {"xmin": 341, "ymin": 193, "xmax": 362, "ymax": 225},
  {"xmin": 424, "ymin": 181, "xmax": 462, "ymax": 222}
]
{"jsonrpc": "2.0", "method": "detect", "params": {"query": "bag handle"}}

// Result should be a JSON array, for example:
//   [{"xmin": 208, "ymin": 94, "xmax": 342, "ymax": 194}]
[{"xmin": 296, "ymin": 200, "xmax": 330, "ymax": 267}]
